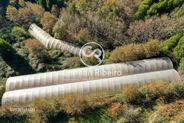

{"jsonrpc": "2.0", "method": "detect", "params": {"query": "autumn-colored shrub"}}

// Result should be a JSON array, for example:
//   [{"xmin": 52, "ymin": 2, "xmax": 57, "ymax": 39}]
[
  {"xmin": 123, "ymin": 81, "xmax": 184, "ymax": 106},
  {"xmin": 121, "ymin": 84, "xmax": 139, "ymax": 103},
  {"xmin": 148, "ymin": 99, "xmax": 184, "ymax": 123},
  {"xmin": 6, "ymin": 2, "xmax": 44, "ymax": 26},
  {"xmin": 128, "ymin": 16, "xmax": 184, "ymax": 43},
  {"xmin": 139, "ymin": 81, "xmax": 169, "ymax": 103},
  {"xmin": 53, "ymin": 0, "xmax": 138, "ymax": 48},
  {"xmin": 141, "ymin": 81, "xmax": 170, "ymax": 105},
  {"xmin": 68, "ymin": 0, "xmax": 135, "ymax": 20},
  {"xmin": 128, "ymin": 16, "xmax": 167, "ymax": 42},
  {"xmin": 53, "ymin": 19, "xmax": 67, "ymax": 40},
  {"xmin": 53, "ymin": 11, "xmax": 94, "ymax": 45},
  {"xmin": 30, "ymin": 90, "xmax": 117, "ymax": 119},
  {"xmin": 95, "ymin": 0, "xmax": 128, "ymax": 22},
  {"xmin": 19, "ymin": 2, "xmax": 44, "ymax": 24},
  {"xmin": 121, "ymin": 81, "xmax": 177, "ymax": 106},
  {"xmin": 107, "ymin": 40, "xmax": 160, "ymax": 63},
  {"xmin": 6, "ymin": 6, "xmax": 19, "ymax": 22},
  {"xmin": 59, "ymin": 93, "xmax": 87, "ymax": 115},
  {"xmin": 75, "ymin": 28, "xmax": 91, "ymax": 44},
  {"xmin": 62, "ymin": 57, "xmax": 83, "ymax": 69},
  {"xmin": 0, "ymin": 104, "xmax": 27, "ymax": 122},
  {"xmin": 51, "ymin": 5, "xmax": 60, "ymax": 17},
  {"xmin": 107, "ymin": 43, "xmax": 145, "ymax": 63},
  {"xmin": 107, "ymin": 102, "xmax": 124, "ymax": 117},
  {"xmin": 29, "ymin": 98, "xmax": 60, "ymax": 123},
  {"xmin": 53, "ymin": 11, "xmax": 76, "ymax": 42},
  {"xmin": 143, "ymin": 39, "xmax": 160, "ymax": 58},
  {"xmin": 40, "ymin": 12, "xmax": 57, "ymax": 34},
  {"xmin": 24, "ymin": 39, "xmax": 43, "ymax": 52},
  {"xmin": 24, "ymin": 39, "xmax": 50, "ymax": 62},
  {"xmin": 86, "ymin": 91, "xmax": 114, "ymax": 108},
  {"xmin": 122, "ymin": 106, "xmax": 142, "ymax": 123}
]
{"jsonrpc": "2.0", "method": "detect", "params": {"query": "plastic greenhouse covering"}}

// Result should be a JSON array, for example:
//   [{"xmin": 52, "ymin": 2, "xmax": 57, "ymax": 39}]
[
  {"xmin": 2, "ymin": 69, "xmax": 180, "ymax": 105},
  {"xmin": 6, "ymin": 57, "xmax": 173, "ymax": 91},
  {"xmin": 1, "ymin": 24, "xmax": 181, "ymax": 106},
  {"xmin": 29, "ymin": 24, "xmax": 81, "ymax": 56}
]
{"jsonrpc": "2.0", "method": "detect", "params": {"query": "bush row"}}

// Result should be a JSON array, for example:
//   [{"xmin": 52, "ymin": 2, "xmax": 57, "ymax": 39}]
[
  {"xmin": 161, "ymin": 30, "xmax": 184, "ymax": 72},
  {"xmin": 1, "ymin": 80, "xmax": 184, "ymax": 122},
  {"xmin": 107, "ymin": 39, "xmax": 160, "ymax": 63},
  {"xmin": 147, "ymin": 99, "xmax": 184, "ymax": 123},
  {"xmin": 135, "ymin": 0, "xmax": 184, "ymax": 19},
  {"xmin": 128, "ymin": 15, "xmax": 184, "ymax": 43},
  {"xmin": 134, "ymin": 0, "xmax": 156, "ymax": 19},
  {"xmin": 122, "ymin": 81, "xmax": 184, "ymax": 107}
]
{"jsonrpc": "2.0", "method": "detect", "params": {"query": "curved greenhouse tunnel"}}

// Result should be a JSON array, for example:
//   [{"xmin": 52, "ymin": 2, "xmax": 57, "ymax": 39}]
[{"xmin": 1, "ymin": 24, "xmax": 181, "ymax": 106}]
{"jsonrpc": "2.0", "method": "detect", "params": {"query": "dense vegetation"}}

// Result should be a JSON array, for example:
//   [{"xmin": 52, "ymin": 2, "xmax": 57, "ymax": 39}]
[
  {"xmin": 135, "ymin": 0, "xmax": 184, "ymax": 19},
  {"xmin": 0, "ymin": 80, "xmax": 184, "ymax": 123},
  {"xmin": 0, "ymin": 0, "xmax": 184, "ymax": 122}
]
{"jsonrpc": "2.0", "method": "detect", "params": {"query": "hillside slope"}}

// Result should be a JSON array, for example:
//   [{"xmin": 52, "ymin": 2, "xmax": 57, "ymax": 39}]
[{"xmin": 0, "ymin": 0, "xmax": 184, "ymax": 122}]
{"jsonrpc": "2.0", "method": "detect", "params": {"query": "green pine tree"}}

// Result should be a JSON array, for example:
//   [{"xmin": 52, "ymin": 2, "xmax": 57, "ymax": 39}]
[{"xmin": 46, "ymin": 0, "xmax": 52, "ymax": 10}]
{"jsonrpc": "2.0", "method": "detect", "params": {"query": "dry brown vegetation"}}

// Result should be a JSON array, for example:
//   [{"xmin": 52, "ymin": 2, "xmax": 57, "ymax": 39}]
[
  {"xmin": 6, "ymin": 2, "xmax": 44, "ymax": 26},
  {"xmin": 107, "ymin": 102, "xmax": 124, "ymax": 117},
  {"xmin": 24, "ymin": 39, "xmax": 45, "ymax": 55},
  {"xmin": 1, "ymin": 80, "xmax": 183, "ymax": 122},
  {"xmin": 128, "ymin": 16, "xmax": 184, "ymax": 43},
  {"xmin": 148, "ymin": 99, "xmax": 184, "ymax": 123},
  {"xmin": 107, "ymin": 39, "xmax": 160, "ymax": 63}
]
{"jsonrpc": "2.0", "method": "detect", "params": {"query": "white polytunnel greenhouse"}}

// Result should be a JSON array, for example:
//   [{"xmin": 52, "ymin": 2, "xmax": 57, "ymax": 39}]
[
  {"xmin": 1, "ymin": 69, "xmax": 180, "ymax": 105},
  {"xmin": 1, "ymin": 24, "xmax": 181, "ymax": 106},
  {"xmin": 6, "ymin": 57, "xmax": 173, "ymax": 91},
  {"xmin": 29, "ymin": 24, "xmax": 81, "ymax": 56}
]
